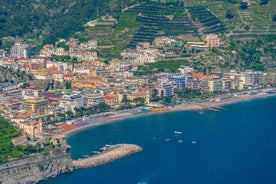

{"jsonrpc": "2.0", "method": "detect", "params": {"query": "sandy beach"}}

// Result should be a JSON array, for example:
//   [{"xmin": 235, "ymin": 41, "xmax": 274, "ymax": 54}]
[{"xmin": 64, "ymin": 88, "xmax": 276, "ymax": 137}]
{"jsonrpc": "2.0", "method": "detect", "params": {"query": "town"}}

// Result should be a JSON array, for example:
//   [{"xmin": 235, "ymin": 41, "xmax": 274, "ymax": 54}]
[{"xmin": 0, "ymin": 33, "xmax": 275, "ymax": 149}]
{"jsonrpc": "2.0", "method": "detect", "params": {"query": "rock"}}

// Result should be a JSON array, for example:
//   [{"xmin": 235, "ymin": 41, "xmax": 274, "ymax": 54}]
[{"xmin": 0, "ymin": 151, "xmax": 73, "ymax": 184}]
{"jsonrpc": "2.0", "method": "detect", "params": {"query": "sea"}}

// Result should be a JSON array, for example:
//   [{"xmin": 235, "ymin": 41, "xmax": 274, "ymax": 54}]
[{"xmin": 41, "ymin": 96, "xmax": 276, "ymax": 184}]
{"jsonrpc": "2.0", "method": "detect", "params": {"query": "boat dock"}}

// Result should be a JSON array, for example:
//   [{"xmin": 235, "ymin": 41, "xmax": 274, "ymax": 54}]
[
  {"xmin": 209, "ymin": 106, "xmax": 226, "ymax": 111},
  {"xmin": 200, "ymin": 104, "xmax": 226, "ymax": 111},
  {"xmin": 72, "ymin": 144, "xmax": 142, "ymax": 169}
]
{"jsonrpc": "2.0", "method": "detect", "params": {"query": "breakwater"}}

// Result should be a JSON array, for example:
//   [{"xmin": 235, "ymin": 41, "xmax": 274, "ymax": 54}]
[{"xmin": 73, "ymin": 144, "xmax": 142, "ymax": 168}]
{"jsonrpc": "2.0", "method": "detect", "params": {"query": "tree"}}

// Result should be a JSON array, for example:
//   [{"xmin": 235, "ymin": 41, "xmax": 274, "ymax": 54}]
[
  {"xmin": 244, "ymin": 25, "xmax": 250, "ymax": 30},
  {"xmin": 121, "ymin": 98, "xmax": 132, "ymax": 107},
  {"xmin": 56, "ymin": 42, "xmax": 69, "ymax": 51},
  {"xmin": 226, "ymin": 10, "xmax": 234, "ymax": 19},
  {"xmin": 260, "ymin": 0, "xmax": 269, "ymax": 5},
  {"xmin": 65, "ymin": 81, "xmax": 72, "ymax": 89},
  {"xmin": 240, "ymin": 2, "xmax": 248, "ymax": 10},
  {"xmin": 227, "ymin": 0, "xmax": 238, "ymax": 4},
  {"xmin": 133, "ymin": 97, "xmax": 145, "ymax": 105},
  {"xmin": 273, "ymin": 15, "xmax": 276, "ymax": 22}
]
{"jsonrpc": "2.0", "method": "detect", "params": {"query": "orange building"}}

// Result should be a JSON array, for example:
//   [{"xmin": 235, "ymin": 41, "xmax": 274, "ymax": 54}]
[
  {"xmin": 104, "ymin": 94, "xmax": 119, "ymax": 106},
  {"xmin": 205, "ymin": 34, "xmax": 220, "ymax": 48},
  {"xmin": 25, "ymin": 98, "xmax": 49, "ymax": 116},
  {"xmin": 18, "ymin": 119, "xmax": 42, "ymax": 138}
]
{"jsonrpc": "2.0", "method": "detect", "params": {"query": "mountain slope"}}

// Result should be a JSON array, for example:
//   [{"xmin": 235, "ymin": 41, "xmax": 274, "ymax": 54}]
[{"xmin": 0, "ymin": 0, "xmax": 143, "ymax": 44}]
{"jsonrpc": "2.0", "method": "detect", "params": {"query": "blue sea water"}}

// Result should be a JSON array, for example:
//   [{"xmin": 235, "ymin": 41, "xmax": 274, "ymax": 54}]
[{"xmin": 42, "ymin": 96, "xmax": 276, "ymax": 184}]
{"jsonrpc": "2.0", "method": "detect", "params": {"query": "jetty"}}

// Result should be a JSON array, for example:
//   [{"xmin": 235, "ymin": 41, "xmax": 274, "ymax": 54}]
[
  {"xmin": 209, "ymin": 106, "xmax": 226, "ymax": 111},
  {"xmin": 72, "ymin": 144, "xmax": 142, "ymax": 169}
]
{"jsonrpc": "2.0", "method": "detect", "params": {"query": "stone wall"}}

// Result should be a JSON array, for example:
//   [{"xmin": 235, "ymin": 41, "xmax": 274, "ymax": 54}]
[{"xmin": 0, "ymin": 151, "xmax": 73, "ymax": 184}]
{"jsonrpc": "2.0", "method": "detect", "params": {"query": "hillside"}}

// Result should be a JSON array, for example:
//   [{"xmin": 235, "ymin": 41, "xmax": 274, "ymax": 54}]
[
  {"xmin": 0, "ymin": 67, "xmax": 34, "ymax": 84},
  {"xmin": 0, "ymin": 0, "xmax": 144, "ymax": 47},
  {"xmin": 0, "ymin": 0, "xmax": 275, "ymax": 61}
]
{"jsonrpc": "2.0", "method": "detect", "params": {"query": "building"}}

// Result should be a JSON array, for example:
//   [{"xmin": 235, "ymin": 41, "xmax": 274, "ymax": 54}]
[
  {"xmin": 22, "ymin": 88, "xmax": 43, "ymax": 99},
  {"xmin": 18, "ymin": 119, "xmax": 42, "ymax": 138},
  {"xmin": 59, "ymin": 93, "xmax": 87, "ymax": 111},
  {"xmin": 157, "ymin": 82, "xmax": 174, "ymax": 97},
  {"xmin": 10, "ymin": 42, "xmax": 30, "ymax": 58},
  {"xmin": 127, "ymin": 92, "xmax": 149, "ymax": 104},
  {"xmin": 104, "ymin": 94, "xmax": 119, "ymax": 106},
  {"xmin": 0, "ymin": 49, "xmax": 7, "ymax": 58},
  {"xmin": 80, "ymin": 39, "xmax": 97, "ymax": 50},
  {"xmin": 205, "ymin": 34, "xmax": 220, "ymax": 48},
  {"xmin": 186, "ymin": 78, "xmax": 201, "ymax": 90},
  {"xmin": 86, "ymin": 93, "xmax": 105, "ymax": 107},
  {"xmin": 0, "ymin": 83, "xmax": 23, "ymax": 92},
  {"xmin": 244, "ymin": 70, "xmax": 261, "ymax": 86},
  {"xmin": 222, "ymin": 79, "xmax": 232, "ymax": 91},
  {"xmin": 25, "ymin": 98, "xmax": 49, "ymax": 116},
  {"xmin": 179, "ymin": 66, "xmax": 193, "ymax": 74},
  {"xmin": 169, "ymin": 74, "xmax": 187, "ymax": 89}
]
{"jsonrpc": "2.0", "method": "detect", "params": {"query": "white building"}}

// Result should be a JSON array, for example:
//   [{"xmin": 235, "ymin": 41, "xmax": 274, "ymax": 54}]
[
  {"xmin": 59, "ymin": 93, "xmax": 87, "ymax": 111},
  {"xmin": 157, "ymin": 82, "xmax": 174, "ymax": 97},
  {"xmin": 10, "ymin": 42, "xmax": 29, "ymax": 58},
  {"xmin": 86, "ymin": 93, "xmax": 105, "ymax": 107}
]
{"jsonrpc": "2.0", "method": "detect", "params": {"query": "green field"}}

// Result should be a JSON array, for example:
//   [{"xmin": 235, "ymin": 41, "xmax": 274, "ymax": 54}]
[{"xmin": 135, "ymin": 59, "xmax": 187, "ymax": 75}]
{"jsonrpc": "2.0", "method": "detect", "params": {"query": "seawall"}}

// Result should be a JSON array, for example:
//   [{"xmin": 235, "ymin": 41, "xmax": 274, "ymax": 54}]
[
  {"xmin": 73, "ymin": 144, "xmax": 142, "ymax": 168},
  {"xmin": 0, "ymin": 151, "xmax": 73, "ymax": 184}
]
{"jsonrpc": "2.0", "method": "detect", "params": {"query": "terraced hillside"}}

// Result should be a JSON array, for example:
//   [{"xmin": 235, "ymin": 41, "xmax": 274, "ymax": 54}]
[
  {"xmin": 127, "ymin": 3, "xmax": 198, "ymax": 48},
  {"xmin": 198, "ymin": 0, "xmax": 276, "ymax": 33},
  {"xmin": 188, "ymin": 6, "xmax": 227, "ymax": 34},
  {"xmin": 75, "ymin": 12, "xmax": 142, "ymax": 59}
]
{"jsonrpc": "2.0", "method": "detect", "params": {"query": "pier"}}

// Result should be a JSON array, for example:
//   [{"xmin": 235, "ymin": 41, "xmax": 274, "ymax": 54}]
[{"xmin": 72, "ymin": 144, "xmax": 142, "ymax": 169}]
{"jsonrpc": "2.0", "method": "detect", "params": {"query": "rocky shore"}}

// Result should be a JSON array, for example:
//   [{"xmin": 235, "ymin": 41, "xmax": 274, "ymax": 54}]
[
  {"xmin": 0, "ymin": 151, "xmax": 73, "ymax": 184},
  {"xmin": 73, "ymin": 144, "xmax": 142, "ymax": 168}
]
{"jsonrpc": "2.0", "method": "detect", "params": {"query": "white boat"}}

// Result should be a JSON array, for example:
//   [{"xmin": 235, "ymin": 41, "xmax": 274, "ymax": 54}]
[
  {"xmin": 174, "ymin": 131, "xmax": 183, "ymax": 135},
  {"xmin": 92, "ymin": 151, "xmax": 100, "ymax": 154},
  {"xmin": 178, "ymin": 140, "xmax": 183, "ymax": 143},
  {"xmin": 165, "ymin": 138, "xmax": 171, "ymax": 141},
  {"xmin": 192, "ymin": 140, "xmax": 197, "ymax": 144}
]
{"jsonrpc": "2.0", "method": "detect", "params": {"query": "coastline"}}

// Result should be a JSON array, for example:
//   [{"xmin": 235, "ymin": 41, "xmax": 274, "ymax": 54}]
[{"xmin": 64, "ymin": 88, "xmax": 276, "ymax": 138}]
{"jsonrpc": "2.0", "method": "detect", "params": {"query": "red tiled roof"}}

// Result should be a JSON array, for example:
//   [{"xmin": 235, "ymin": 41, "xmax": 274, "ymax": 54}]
[{"xmin": 17, "ymin": 112, "xmax": 33, "ymax": 118}]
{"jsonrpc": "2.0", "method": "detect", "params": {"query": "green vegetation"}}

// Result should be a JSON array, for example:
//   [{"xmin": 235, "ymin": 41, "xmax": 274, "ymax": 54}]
[
  {"xmin": 57, "ymin": 42, "xmax": 69, "ymax": 51},
  {"xmin": 0, "ymin": 66, "xmax": 34, "ymax": 84},
  {"xmin": 240, "ymin": 2, "xmax": 248, "ymax": 10},
  {"xmin": 97, "ymin": 12, "xmax": 142, "ymax": 59},
  {"xmin": 0, "ymin": 0, "xmax": 147, "ymax": 52},
  {"xmin": 0, "ymin": 117, "xmax": 43, "ymax": 164},
  {"xmin": 174, "ymin": 88, "xmax": 202, "ymax": 100},
  {"xmin": 52, "ymin": 55, "xmax": 80, "ymax": 63},
  {"xmin": 226, "ymin": 10, "xmax": 235, "ymax": 19},
  {"xmin": 273, "ymin": 15, "xmax": 276, "ymax": 22},
  {"xmin": 199, "ymin": 34, "xmax": 276, "ymax": 72},
  {"xmin": 260, "ymin": 0, "xmax": 269, "ymax": 5},
  {"xmin": 135, "ymin": 59, "xmax": 187, "ymax": 75},
  {"xmin": 44, "ymin": 102, "xmax": 111, "ymax": 123},
  {"xmin": 128, "ymin": 3, "xmax": 197, "ymax": 47},
  {"xmin": 65, "ymin": 81, "xmax": 72, "ymax": 89},
  {"xmin": 188, "ymin": 6, "xmax": 227, "ymax": 34},
  {"xmin": 206, "ymin": 0, "xmax": 276, "ymax": 33}
]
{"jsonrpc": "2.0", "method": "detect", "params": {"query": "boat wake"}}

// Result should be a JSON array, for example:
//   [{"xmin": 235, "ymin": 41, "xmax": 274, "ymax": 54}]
[{"xmin": 137, "ymin": 171, "xmax": 160, "ymax": 184}]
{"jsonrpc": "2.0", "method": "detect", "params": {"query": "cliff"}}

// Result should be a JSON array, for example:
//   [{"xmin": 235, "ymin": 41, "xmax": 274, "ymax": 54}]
[{"xmin": 0, "ymin": 151, "xmax": 73, "ymax": 184}]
